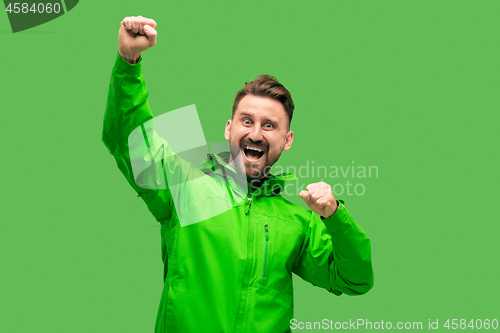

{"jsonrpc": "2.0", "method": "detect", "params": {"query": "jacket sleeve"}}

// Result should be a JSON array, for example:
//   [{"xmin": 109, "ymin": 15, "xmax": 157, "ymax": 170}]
[
  {"xmin": 292, "ymin": 201, "xmax": 374, "ymax": 295},
  {"xmin": 102, "ymin": 52, "xmax": 176, "ymax": 223}
]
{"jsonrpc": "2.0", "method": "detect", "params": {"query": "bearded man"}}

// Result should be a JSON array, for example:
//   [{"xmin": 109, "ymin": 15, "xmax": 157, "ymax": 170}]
[{"xmin": 102, "ymin": 15, "xmax": 374, "ymax": 333}]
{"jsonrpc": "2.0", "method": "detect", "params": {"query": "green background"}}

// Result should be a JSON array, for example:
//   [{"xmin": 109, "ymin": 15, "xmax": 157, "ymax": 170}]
[{"xmin": 1, "ymin": 0, "xmax": 499, "ymax": 331}]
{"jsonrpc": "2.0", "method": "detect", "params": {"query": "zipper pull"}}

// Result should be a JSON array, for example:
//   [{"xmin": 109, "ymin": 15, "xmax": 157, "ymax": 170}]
[
  {"xmin": 245, "ymin": 197, "xmax": 252, "ymax": 215},
  {"xmin": 264, "ymin": 224, "xmax": 269, "ymax": 240}
]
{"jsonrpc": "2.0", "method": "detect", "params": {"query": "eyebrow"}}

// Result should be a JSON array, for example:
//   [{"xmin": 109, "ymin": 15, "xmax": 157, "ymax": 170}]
[{"xmin": 239, "ymin": 112, "xmax": 279, "ymax": 124}]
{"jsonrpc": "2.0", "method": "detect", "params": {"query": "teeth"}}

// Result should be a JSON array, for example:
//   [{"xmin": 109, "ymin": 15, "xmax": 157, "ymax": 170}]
[{"xmin": 245, "ymin": 145, "xmax": 264, "ymax": 152}]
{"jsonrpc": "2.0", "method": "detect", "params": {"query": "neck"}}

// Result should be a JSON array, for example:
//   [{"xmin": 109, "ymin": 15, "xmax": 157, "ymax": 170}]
[{"xmin": 248, "ymin": 173, "xmax": 272, "ymax": 191}]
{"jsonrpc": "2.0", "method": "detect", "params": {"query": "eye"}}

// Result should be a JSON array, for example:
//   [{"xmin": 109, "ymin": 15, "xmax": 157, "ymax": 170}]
[
  {"xmin": 264, "ymin": 123, "xmax": 273, "ymax": 129},
  {"xmin": 243, "ymin": 119, "xmax": 252, "ymax": 125}
]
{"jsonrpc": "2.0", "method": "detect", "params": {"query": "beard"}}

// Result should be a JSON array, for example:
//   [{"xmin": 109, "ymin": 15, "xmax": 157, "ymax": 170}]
[{"xmin": 228, "ymin": 138, "xmax": 284, "ymax": 182}]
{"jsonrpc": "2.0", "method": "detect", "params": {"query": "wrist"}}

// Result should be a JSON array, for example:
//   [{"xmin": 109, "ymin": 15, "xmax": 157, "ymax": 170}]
[
  {"xmin": 118, "ymin": 49, "xmax": 141, "ymax": 64},
  {"xmin": 321, "ymin": 200, "xmax": 341, "ymax": 219}
]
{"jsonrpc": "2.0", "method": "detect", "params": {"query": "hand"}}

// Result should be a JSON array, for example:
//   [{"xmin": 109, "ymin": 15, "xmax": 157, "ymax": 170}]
[
  {"xmin": 299, "ymin": 182, "xmax": 338, "ymax": 218},
  {"xmin": 118, "ymin": 16, "xmax": 158, "ymax": 64}
]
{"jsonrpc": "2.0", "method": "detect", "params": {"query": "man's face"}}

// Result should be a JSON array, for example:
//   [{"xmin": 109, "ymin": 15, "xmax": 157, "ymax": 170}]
[{"xmin": 225, "ymin": 94, "xmax": 294, "ymax": 180}]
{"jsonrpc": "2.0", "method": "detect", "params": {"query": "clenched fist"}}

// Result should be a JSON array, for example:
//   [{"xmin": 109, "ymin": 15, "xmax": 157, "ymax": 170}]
[
  {"xmin": 118, "ymin": 16, "xmax": 158, "ymax": 64},
  {"xmin": 299, "ymin": 182, "xmax": 338, "ymax": 219}
]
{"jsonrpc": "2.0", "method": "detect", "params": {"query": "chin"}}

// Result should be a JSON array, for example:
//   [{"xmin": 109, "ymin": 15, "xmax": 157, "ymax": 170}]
[{"xmin": 244, "ymin": 163, "xmax": 270, "ymax": 180}]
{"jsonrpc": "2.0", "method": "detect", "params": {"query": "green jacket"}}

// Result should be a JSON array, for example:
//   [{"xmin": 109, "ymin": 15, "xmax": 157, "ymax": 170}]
[{"xmin": 102, "ymin": 52, "xmax": 374, "ymax": 333}]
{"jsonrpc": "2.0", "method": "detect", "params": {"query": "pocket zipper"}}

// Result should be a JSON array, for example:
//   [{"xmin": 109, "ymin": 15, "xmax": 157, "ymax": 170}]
[{"xmin": 262, "ymin": 224, "xmax": 269, "ymax": 280}]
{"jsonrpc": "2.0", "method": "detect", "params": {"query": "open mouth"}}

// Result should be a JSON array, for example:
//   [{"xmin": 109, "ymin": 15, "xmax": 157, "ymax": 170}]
[{"xmin": 243, "ymin": 145, "xmax": 265, "ymax": 161}]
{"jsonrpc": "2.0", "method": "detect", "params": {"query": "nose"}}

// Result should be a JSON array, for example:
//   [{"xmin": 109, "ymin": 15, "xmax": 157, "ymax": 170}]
[{"xmin": 248, "ymin": 124, "xmax": 263, "ymax": 142}]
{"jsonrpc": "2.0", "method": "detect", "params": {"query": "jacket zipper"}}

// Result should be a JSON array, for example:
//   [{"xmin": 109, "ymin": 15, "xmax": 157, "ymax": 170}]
[
  {"xmin": 262, "ymin": 224, "xmax": 269, "ymax": 280},
  {"xmin": 245, "ymin": 197, "xmax": 252, "ymax": 215}
]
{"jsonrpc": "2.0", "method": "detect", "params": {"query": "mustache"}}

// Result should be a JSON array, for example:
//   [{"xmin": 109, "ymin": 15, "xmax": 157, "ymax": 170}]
[{"xmin": 240, "ymin": 141, "xmax": 268, "ymax": 151}]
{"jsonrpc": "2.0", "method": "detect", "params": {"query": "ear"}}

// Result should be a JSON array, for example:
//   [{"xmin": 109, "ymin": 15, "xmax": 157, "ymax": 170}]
[
  {"xmin": 224, "ymin": 119, "xmax": 232, "ymax": 141},
  {"xmin": 283, "ymin": 130, "xmax": 294, "ymax": 151}
]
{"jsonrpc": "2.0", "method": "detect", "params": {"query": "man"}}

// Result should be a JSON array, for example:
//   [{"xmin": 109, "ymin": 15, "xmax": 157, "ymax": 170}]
[{"xmin": 103, "ymin": 16, "xmax": 374, "ymax": 333}]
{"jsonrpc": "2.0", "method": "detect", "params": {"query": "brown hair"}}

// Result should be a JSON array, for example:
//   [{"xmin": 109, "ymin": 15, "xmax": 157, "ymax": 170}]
[{"xmin": 232, "ymin": 74, "xmax": 295, "ymax": 126}]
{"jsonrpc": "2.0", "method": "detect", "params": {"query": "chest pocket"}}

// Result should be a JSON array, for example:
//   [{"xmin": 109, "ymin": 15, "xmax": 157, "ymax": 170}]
[{"xmin": 255, "ymin": 215, "xmax": 304, "ymax": 292}]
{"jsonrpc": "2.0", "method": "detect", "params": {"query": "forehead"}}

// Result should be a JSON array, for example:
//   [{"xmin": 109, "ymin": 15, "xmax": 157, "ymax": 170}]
[{"xmin": 235, "ymin": 95, "xmax": 287, "ymax": 122}]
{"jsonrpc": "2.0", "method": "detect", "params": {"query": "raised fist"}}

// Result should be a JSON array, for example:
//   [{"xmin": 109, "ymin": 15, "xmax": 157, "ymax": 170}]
[
  {"xmin": 118, "ymin": 16, "xmax": 157, "ymax": 64},
  {"xmin": 299, "ymin": 182, "xmax": 338, "ymax": 219}
]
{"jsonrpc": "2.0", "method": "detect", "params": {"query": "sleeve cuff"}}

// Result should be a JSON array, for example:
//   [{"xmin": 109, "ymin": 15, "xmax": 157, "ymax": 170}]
[
  {"xmin": 113, "ymin": 51, "xmax": 143, "ymax": 76},
  {"xmin": 320, "ymin": 200, "xmax": 352, "ymax": 234}
]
